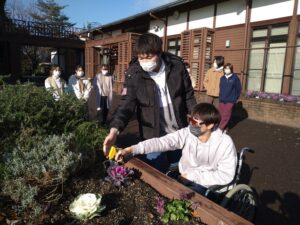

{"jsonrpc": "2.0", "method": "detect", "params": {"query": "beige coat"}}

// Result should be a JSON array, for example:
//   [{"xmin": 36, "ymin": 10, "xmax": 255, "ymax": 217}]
[{"xmin": 203, "ymin": 67, "xmax": 224, "ymax": 97}]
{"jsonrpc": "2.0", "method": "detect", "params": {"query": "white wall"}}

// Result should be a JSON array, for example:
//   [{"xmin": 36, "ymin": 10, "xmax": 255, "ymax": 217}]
[
  {"xmin": 298, "ymin": 0, "xmax": 300, "ymax": 15},
  {"xmin": 149, "ymin": 20, "xmax": 165, "ymax": 37},
  {"xmin": 251, "ymin": 0, "xmax": 294, "ymax": 22},
  {"xmin": 216, "ymin": 0, "xmax": 246, "ymax": 28},
  {"xmin": 112, "ymin": 29, "xmax": 122, "ymax": 36},
  {"xmin": 189, "ymin": 5, "xmax": 214, "ymax": 29},
  {"xmin": 167, "ymin": 12, "xmax": 187, "ymax": 36}
]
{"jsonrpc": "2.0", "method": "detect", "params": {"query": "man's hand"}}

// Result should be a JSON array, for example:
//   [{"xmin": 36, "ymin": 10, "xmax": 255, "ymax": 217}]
[
  {"xmin": 115, "ymin": 146, "xmax": 133, "ymax": 163},
  {"xmin": 103, "ymin": 128, "xmax": 119, "ymax": 157}
]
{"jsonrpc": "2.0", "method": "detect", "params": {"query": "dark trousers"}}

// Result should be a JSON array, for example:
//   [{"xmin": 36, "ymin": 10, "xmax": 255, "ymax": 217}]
[{"xmin": 98, "ymin": 96, "xmax": 108, "ymax": 124}]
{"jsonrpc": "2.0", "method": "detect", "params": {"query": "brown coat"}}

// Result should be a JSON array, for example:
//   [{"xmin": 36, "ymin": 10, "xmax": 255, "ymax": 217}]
[{"xmin": 203, "ymin": 67, "xmax": 224, "ymax": 97}]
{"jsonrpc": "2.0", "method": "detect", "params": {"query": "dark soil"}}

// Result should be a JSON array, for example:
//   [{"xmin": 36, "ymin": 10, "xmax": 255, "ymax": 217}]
[{"xmin": 0, "ymin": 156, "xmax": 204, "ymax": 225}]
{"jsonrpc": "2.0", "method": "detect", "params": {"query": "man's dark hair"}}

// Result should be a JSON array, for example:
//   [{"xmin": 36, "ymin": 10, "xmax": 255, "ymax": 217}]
[
  {"xmin": 214, "ymin": 56, "xmax": 224, "ymax": 68},
  {"xmin": 75, "ymin": 65, "xmax": 84, "ymax": 71},
  {"xmin": 101, "ymin": 64, "xmax": 108, "ymax": 69},
  {"xmin": 224, "ymin": 63, "xmax": 234, "ymax": 72},
  {"xmin": 134, "ymin": 33, "xmax": 162, "ymax": 55},
  {"xmin": 191, "ymin": 103, "xmax": 221, "ymax": 125}
]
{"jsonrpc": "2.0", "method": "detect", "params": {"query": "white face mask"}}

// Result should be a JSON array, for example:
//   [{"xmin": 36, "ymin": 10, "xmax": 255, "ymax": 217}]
[
  {"xmin": 102, "ymin": 70, "xmax": 108, "ymax": 75},
  {"xmin": 224, "ymin": 69, "xmax": 231, "ymax": 75},
  {"xmin": 213, "ymin": 62, "xmax": 218, "ymax": 69},
  {"xmin": 76, "ymin": 71, "xmax": 84, "ymax": 77},
  {"xmin": 53, "ymin": 70, "xmax": 61, "ymax": 79},
  {"xmin": 139, "ymin": 60, "xmax": 157, "ymax": 72}
]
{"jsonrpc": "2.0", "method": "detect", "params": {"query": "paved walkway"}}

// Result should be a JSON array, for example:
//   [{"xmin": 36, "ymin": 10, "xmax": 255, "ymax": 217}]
[{"xmin": 109, "ymin": 96, "xmax": 300, "ymax": 225}]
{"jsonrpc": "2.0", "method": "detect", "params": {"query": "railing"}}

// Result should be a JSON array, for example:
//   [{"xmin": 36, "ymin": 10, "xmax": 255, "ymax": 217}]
[{"xmin": 1, "ymin": 19, "xmax": 82, "ymax": 39}]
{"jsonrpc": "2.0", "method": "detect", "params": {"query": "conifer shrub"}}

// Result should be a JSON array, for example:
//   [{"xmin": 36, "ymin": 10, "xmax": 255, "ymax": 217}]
[{"xmin": 0, "ymin": 83, "xmax": 107, "ymax": 223}]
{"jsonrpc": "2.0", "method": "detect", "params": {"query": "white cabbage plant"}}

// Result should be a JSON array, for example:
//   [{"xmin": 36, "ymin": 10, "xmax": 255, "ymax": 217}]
[{"xmin": 69, "ymin": 193, "xmax": 106, "ymax": 221}]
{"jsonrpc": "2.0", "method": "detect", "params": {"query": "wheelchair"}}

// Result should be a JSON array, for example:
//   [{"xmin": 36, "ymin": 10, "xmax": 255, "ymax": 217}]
[{"xmin": 166, "ymin": 147, "xmax": 258, "ymax": 222}]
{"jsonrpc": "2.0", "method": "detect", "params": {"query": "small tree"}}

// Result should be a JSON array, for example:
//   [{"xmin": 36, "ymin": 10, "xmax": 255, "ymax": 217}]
[{"xmin": 29, "ymin": 0, "xmax": 74, "ymax": 27}]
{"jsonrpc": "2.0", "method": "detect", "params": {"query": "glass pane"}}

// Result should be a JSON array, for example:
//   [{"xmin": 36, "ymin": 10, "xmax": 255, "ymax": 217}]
[
  {"xmin": 177, "ymin": 50, "xmax": 181, "ymax": 57},
  {"xmin": 168, "ymin": 49, "xmax": 176, "ymax": 55},
  {"xmin": 291, "ymin": 70, "xmax": 300, "ymax": 95},
  {"xmin": 194, "ymin": 37, "xmax": 200, "ymax": 44},
  {"xmin": 247, "ymin": 69, "xmax": 262, "ymax": 91},
  {"xmin": 168, "ymin": 40, "xmax": 176, "ymax": 47},
  {"xmin": 264, "ymin": 42, "xmax": 286, "ymax": 93},
  {"xmin": 271, "ymin": 26, "xmax": 288, "ymax": 36},
  {"xmin": 178, "ymin": 40, "xmax": 181, "ymax": 45},
  {"xmin": 248, "ymin": 41, "xmax": 265, "ymax": 69},
  {"xmin": 192, "ymin": 47, "xmax": 200, "ymax": 59},
  {"xmin": 294, "ymin": 39, "xmax": 300, "ymax": 70},
  {"xmin": 252, "ymin": 29, "xmax": 268, "ymax": 38},
  {"xmin": 291, "ymin": 38, "xmax": 300, "ymax": 95}
]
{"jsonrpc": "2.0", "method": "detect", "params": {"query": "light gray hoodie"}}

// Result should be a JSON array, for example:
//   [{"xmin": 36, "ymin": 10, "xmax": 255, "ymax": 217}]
[{"xmin": 132, "ymin": 127, "xmax": 237, "ymax": 189}]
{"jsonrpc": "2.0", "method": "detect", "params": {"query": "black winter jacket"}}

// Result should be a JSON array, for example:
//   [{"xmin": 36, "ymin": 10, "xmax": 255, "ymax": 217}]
[{"xmin": 110, "ymin": 52, "xmax": 197, "ymax": 140}]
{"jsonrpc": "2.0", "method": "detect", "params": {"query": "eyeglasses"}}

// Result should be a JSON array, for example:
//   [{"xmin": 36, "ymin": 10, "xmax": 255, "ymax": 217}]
[{"xmin": 187, "ymin": 115, "xmax": 205, "ymax": 127}]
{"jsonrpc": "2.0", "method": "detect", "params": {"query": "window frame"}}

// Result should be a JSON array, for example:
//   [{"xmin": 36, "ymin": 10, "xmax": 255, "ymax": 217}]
[
  {"xmin": 167, "ymin": 35, "xmax": 181, "ymax": 57},
  {"xmin": 247, "ymin": 23, "xmax": 289, "ymax": 93}
]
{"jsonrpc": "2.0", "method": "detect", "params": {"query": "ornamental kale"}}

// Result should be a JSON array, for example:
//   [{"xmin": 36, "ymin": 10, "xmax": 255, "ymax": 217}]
[{"xmin": 104, "ymin": 164, "xmax": 134, "ymax": 187}]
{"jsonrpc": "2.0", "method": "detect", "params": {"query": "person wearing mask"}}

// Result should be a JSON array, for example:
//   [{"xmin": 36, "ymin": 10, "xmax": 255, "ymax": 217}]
[
  {"xmin": 115, "ymin": 103, "xmax": 237, "ymax": 196},
  {"xmin": 103, "ymin": 33, "xmax": 196, "ymax": 173},
  {"xmin": 93, "ymin": 64, "xmax": 113, "ymax": 125},
  {"xmin": 68, "ymin": 65, "xmax": 92, "ymax": 101},
  {"xmin": 219, "ymin": 63, "xmax": 241, "ymax": 131},
  {"xmin": 45, "ymin": 65, "xmax": 67, "ymax": 101},
  {"xmin": 203, "ymin": 56, "xmax": 225, "ymax": 107}
]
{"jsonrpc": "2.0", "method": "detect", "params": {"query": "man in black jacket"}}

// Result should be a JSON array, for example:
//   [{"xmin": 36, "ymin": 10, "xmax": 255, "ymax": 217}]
[{"xmin": 103, "ymin": 33, "xmax": 196, "ymax": 172}]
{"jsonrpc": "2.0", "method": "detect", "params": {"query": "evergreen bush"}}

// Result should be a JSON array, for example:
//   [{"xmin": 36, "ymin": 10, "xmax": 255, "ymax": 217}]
[{"xmin": 0, "ymin": 83, "xmax": 107, "ymax": 223}]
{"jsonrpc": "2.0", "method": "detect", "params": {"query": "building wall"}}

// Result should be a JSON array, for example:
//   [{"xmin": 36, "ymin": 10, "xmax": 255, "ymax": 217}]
[
  {"xmin": 215, "ymin": 0, "xmax": 246, "ymax": 28},
  {"xmin": 250, "ymin": 0, "xmax": 294, "ymax": 22},
  {"xmin": 149, "ymin": 19, "xmax": 165, "ymax": 37},
  {"xmin": 167, "ymin": 11, "xmax": 188, "ymax": 36},
  {"xmin": 214, "ymin": 25, "xmax": 245, "ymax": 77},
  {"xmin": 189, "ymin": 5, "xmax": 214, "ymax": 29}
]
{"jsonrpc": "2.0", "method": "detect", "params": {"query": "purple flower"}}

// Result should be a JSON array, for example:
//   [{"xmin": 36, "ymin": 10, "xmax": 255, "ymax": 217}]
[
  {"xmin": 283, "ymin": 95, "xmax": 297, "ymax": 102},
  {"xmin": 155, "ymin": 197, "xmax": 165, "ymax": 216}
]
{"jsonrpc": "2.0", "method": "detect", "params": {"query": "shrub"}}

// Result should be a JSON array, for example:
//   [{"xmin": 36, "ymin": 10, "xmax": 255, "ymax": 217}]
[
  {"xmin": 0, "ymin": 83, "xmax": 108, "ymax": 223},
  {"xmin": 2, "ymin": 134, "xmax": 81, "ymax": 222},
  {"xmin": 0, "ymin": 83, "xmax": 87, "ymax": 153}
]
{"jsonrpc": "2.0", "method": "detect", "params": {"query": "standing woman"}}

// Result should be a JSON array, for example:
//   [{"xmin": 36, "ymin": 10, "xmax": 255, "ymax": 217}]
[
  {"xmin": 93, "ymin": 64, "xmax": 113, "ymax": 125},
  {"xmin": 45, "ymin": 65, "xmax": 67, "ymax": 100},
  {"xmin": 219, "ymin": 63, "xmax": 241, "ymax": 131},
  {"xmin": 68, "ymin": 65, "xmax": 92, "ymax": 101},
  {"xmin": 203, "ymin": 56, "xmax": 224, "ymax": 107}
]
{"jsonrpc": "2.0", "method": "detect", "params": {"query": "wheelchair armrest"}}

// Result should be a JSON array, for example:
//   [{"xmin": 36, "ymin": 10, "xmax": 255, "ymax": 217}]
[{"xmin": 207, "ymin": 183, "xmax": 232, "ymax": 192}]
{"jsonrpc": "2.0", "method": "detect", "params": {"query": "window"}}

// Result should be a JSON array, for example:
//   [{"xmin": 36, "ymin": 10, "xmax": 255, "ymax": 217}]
[
  {"xmin": 167, "ymin": 37, "xmax": 181, "ymax": 56},
  {"xmin": 291, "ymin": 24, "xmax": 300, "ymax": 95},
  {"xmin": 247, "ymin": 24, "xmax": 289, "ymax": 93}
]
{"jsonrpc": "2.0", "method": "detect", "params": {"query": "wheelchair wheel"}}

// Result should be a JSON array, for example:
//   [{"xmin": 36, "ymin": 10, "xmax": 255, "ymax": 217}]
[{"xmin": 220, "ymin": 184, "xmax": 257, "ymax": 222}]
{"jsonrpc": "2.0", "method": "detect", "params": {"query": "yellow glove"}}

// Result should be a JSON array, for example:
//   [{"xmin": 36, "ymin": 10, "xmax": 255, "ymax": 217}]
[{"xmin": 108, "ymin": 146, "xmax": 118, "ymax": 160}]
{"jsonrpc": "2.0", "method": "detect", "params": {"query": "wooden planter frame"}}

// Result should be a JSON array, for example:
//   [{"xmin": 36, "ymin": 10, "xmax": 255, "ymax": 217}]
[{"xmin": 125, "ymin": 158, "xmax": 254, "ymax": 225}]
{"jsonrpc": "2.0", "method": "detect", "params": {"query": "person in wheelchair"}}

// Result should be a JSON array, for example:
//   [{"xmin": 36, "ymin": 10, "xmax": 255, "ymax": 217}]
[{"xmin": 115, "ymin": 103, "xmax": 237, "ymax": 197}]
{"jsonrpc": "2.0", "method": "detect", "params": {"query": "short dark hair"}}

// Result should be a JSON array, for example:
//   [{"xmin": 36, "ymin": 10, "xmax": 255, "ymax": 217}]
[
  {"xmin": 214, "ymin": 56, "xmax": 224, "ymax": 68},
  {"xmin": 224, "ymin": 63, "xmax": 234, "ymax": 72},
  {"xmin": 101, "ymin": 64, "xmax": 108, "ymax": 69},
  {"xmin": 134, "ymin": 33, "xmax": 162, "ymax": 55},
  {"xmin": 50, "ymin": 64, "xmax": 60, "ymax": 76},
  {"xmin": 191, "ymin": 103, "xmax": 221, "ymax": 125},
  {"xmin": 75, "ymin": 65, "xmax": 84, "ymax": 71}
]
